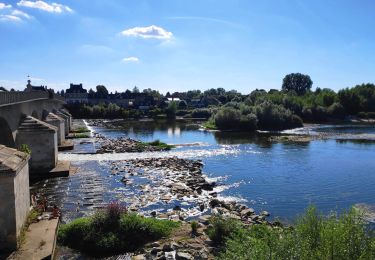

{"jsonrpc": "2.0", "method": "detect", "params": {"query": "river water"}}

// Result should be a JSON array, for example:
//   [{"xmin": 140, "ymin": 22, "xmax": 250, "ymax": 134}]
[{"xmin": 31, "ymin": 120, "xmax": 375, "ymax": 224}]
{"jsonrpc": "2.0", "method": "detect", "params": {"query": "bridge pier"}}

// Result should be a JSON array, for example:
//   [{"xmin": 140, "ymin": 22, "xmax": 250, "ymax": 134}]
[
  {"xmin": 44, "ymin": 113, "xmax": 65, "ymax": 145},
  {"xmin": 0, "ymin": 145, "xmax": 30, "ymax": 251},
  {"xmin": 16, "ymin": 116, "xmax": 58, "ymax": 175},
  {"xmin": 54, "ymin": 110, "xmax": 70, "ymax": 136}
]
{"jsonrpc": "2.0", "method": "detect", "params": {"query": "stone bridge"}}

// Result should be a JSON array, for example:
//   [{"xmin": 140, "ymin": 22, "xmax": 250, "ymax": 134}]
[{"xmin": 0, "ymin": 91, "xmax": 72, "ymax": 175}]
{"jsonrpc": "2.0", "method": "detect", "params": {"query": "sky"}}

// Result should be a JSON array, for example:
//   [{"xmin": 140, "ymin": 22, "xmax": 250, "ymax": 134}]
[{"xmin": 0, "ymin": 0, "xmax": 374, "ymax": 94}]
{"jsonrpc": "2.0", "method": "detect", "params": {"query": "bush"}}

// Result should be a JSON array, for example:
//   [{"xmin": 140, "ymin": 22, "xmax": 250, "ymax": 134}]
[
  {"xmin": 191, "ymin": 221, "xmax": 199, "ymax": 234},
  {"xmin": 207, "ymin": 216, "xmax": 242, "ymax": 245},
  {"xmin": 191, "ymin": 108, "xmax": 212, "ymax": 119},
  {"xmin": 327, "ymin": 102, "xmax": 346, "ymax": 119},
  {"xmin": 58, "ymin": 203, "xmax": 179, "ymax": 256},
  {"xmin": 217, "ymin": 206, "xmax": 375, "ymax": 260},
  {"xmin": 213, "ymin": 107, "xmax": 257, "ymax": 131},
  {"xmin": 18, "ymin": 144, "xmax": 31, "ymax": 155},
  {"xmin": 254, "ymin": 101, "xmax": 303, "ymax": 130}
]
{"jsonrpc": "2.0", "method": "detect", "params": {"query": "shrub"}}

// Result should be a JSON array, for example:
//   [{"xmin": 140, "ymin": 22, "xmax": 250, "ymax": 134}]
[
  {"xmin": 254, "ymin": 101, "xmax": 303, "ymax": 130},
  {"xmin": 213, "ymin": 107, "xmax": 257, "ymax": 131},
  {"xmin": 191, "ymin": 108, "xmax": 212, "ymax": 119},
  {"xmin": 58, "ymin": 205, "xmax": 179, "ymax": 256},
  {"xmin": 191, "ymin": 221, "xmax": 199, "ymax": 234},
  {"xmin": 207, "ymin": 216, "xmax": 242, "ymax": 245},
  {"xmin": 18, "ymin": 144, "xmax": 31, "ymax": 155},
  {"xmin": 327, "ymin": 102, "xmax": 346, "ymax": 119},
  {"xmin": 218, "ymin": 206, "xmax": 375, "ymax": 260}
]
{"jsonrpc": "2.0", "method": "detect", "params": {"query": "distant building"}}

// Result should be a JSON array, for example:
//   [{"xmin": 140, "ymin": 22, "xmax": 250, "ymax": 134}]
[
  {"xmin": 190, "ymin": 98, "xmax": 204, "ymax": 108},
  {"xmin": 24, "ymin": 79, "xmax": 47, "ymax": 92},
  {"xmin": 65, "ymin": 83, "xmax": 88, "ymax": 103}
]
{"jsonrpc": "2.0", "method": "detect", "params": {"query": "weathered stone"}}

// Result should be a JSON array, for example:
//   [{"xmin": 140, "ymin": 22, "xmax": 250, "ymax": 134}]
[
  {"xmin": 0, "ymin": 145, "xmax": 30, "ymax": 251},
  {"xmin": 164, "ymin": 251, "xmax": 176, "ymax": 260},
  {"xmin": 209, "ymin": 199, "xmax": 220, "ymax": 208},
  {"xmin": 240, "ymin": 208, "xmax": 255, "ymax": 216},
  {"xmin": 176, "ymin": 251, "xmax": 193, "ymax": 260}
]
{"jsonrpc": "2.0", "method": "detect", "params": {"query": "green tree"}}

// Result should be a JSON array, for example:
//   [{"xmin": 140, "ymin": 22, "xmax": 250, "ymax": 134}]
[
  {"xmin": 96, "ymin": 85, "xmax": 109, "ymax": 98},
  {"xmin": 282, "ymin": 73, "xmax": 313, "ymax": 95}
]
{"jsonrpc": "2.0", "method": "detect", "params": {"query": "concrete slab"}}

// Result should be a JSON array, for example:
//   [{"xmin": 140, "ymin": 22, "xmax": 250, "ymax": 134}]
[
  {"xmin": 49, "ymin": 160, "xmax": 71, "ymax": 178},
  {"xmin": 30, "ymin": 160, "xmax": 70, "ymax": 182},
  {"xmin": 58, "ymin": 140, "xmax": 74, "ymax": 151},
  {"xmin": 9, "ymin": 219, "xmax": 59, "ymax": 260}
]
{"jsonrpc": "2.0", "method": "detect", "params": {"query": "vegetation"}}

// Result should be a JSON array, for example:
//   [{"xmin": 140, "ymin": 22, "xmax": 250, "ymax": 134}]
[
  {"xmin": 213, "ymin": 107, "xmax": 258, "ymax": 131},
  {"xmin": 144, "ymin": 139, "xmax": 175, "ymax": 150},
  {"xmin": 282, "ymin": 73, "xmax": 313, "ymax": 95},
  {"xmin": 69, "ymin": 133, "xmax": 91, "ymax": 139},
  {"xmin": 65, "ymin": 75, "xmax": 375, "ymax": 131},
  {"xmin": 207, "ymin": 206, "xmax": 375, "ymax": 260},
  {"xmin": 18, "ymin": 144, "xmax": 31, "ymax": 155},
  {"xmin": 165, "ymin": 101, "xmax": 177, "ymax": 119},
  {"xmin": 58, "ymin": 202, "xmax": 180, "ymax": 256},
  {"xmin": 191, "ymin": 221, "xmax": 199, "ymax": 235},
  {"xmin": 191, "ymin": 108, "xmax": 212, "ymax": 119},
  {"xmin": 19, "ymin": 208, "xmax": 42, "ymax": 245},
  {"xmin": 71, "ymin": 126, "xmax": 90, "ymax": 133}
]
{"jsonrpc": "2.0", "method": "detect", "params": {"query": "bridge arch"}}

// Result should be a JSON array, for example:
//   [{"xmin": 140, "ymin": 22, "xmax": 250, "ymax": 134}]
[{"xmin": 0, "ymin": 117, "xmax": 15, "ymax": 148}]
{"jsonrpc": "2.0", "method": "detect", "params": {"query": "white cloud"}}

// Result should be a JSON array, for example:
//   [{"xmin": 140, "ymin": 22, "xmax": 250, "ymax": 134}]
[
  {"xmin": 0, "ymin": 15, "xmax": 22, "ymax": 22},
  {"xmin": 0, "ymin": 3, "xmax": 11, "ymax": 9},
  {"xmin": 121, "ymin": 25, "xmax": 173, "ymax": 40},
  {"xmin": 122, "ymin": 57, "xmax": 139, "ymax": 63},
  {"xmin": 17, "ymin": 0, "xmax": 73, "ymax": 13},
  {"xmin": 11, "ymin": 9, "xmax": 32, "ymax": 19}
]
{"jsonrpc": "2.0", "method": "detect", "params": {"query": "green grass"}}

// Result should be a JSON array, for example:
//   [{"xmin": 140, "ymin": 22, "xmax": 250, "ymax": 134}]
[
  {"xmin": 19, "ymin": 208, "xmax": 42, "ymax": 246},
  {"xmin": 69, "ymin": 133, "xmax": 91, "ymax": 138},
  {"xmin": 145, "ymin": 139, "xmax": 175, "ymax": 150},
  {"xmin": 71, "ymin": 127, "xmax": 90, "ymax": 133},
  {"xmin": 58, "ymin": 203, "xmax": 180, "ymax": 256},
  {"xmin": 209, "ymin": 206, "xmax": 375, "ymax": 260}
]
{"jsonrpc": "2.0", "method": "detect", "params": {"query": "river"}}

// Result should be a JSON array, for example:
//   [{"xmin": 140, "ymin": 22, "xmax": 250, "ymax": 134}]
[{"xmin": 31, "ymin": 120, "xmax": 375, "ymax": 224}]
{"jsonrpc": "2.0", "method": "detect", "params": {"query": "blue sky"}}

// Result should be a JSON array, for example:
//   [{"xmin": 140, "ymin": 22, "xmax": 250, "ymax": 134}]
[{"xmin": 0, "ymin": 0, "xmax": 374, "ymax": 94}]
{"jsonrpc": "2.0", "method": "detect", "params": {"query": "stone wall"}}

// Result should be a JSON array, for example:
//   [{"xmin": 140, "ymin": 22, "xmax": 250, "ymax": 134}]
[
  {"xmin": 0, "ymin": 145, "xmax": 30, "ymax": 251},
  {"xmin": 16, "ymin": 116, "xmax": 58, "ymax": 173}
]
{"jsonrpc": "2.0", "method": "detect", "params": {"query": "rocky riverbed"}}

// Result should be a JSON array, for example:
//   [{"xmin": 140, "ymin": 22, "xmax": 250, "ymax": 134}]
[
  {"xmin": 95, "ymin": 134, "xmax": 173, "ymax": 153},
  {"xmin": 107, "ymin": 157, "xmax": 271, "ymax": 225}
]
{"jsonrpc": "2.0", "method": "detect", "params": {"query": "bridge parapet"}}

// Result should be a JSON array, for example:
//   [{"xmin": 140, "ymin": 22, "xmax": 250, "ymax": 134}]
[{"xmin": 0, "ymin": 91, "xmax": 64, "ymax": 107}]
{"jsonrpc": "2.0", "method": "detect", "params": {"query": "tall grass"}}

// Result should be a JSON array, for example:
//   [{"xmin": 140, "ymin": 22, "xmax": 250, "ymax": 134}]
[{"xmin": 210, "ymin": 206, "xmax": 375, "ymax": 260}]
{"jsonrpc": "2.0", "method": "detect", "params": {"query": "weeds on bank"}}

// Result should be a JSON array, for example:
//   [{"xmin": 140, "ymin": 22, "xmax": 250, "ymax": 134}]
[
  {"xmin": 71, "ymin": 127, "xmax": 90, "ymax": 133},
  {"xmin": 58, "ymin": 202, "xmax": 180, "ymax": 256},
  {"xmin": 208, "ymin": 206, "xmax": 375, "ymax": 260}
]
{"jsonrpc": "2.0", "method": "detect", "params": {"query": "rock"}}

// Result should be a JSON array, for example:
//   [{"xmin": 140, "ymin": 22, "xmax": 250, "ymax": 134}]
[
  {"xmin": 165, "ymin": 251, "xmax": 176, "ymax": 260},
  {"xmin": 132, "ymin": 254, "xmax": 145, "ymax": 260},
  {"xmin": 198, "ymin": 215, "xmax": 210, "ymax": 225},
  {"xmin": 176, "ymin": 251, "xmax": 193, "ymax": 260},
  {"xmin": 151, "ymin": 247, "xmax": 162, "ymax": 255},
  {"xmin": 173, "ymin": 205, "xmax": 182, "ymax": 211},
  {"xmin": 162, "ymin": 242, "xmax": 176, "ymax": 252},
  {"xmin": 240, "ymin": 208, "xmax": 255, "ymax": 216},
  {"xmin": 151, "ymin": 211, "xmax": 157, "ymax": 217},
  {"xmin": 261, "ymin": 210, "xmax": 270, "ymax": 217},
  {"xmin": 209, "ymin": 199, "xmax": 220, "ymax": 208},
  {"xmin": 150, "ymin": 242, "xmax": 161, "ymax": 247}
]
